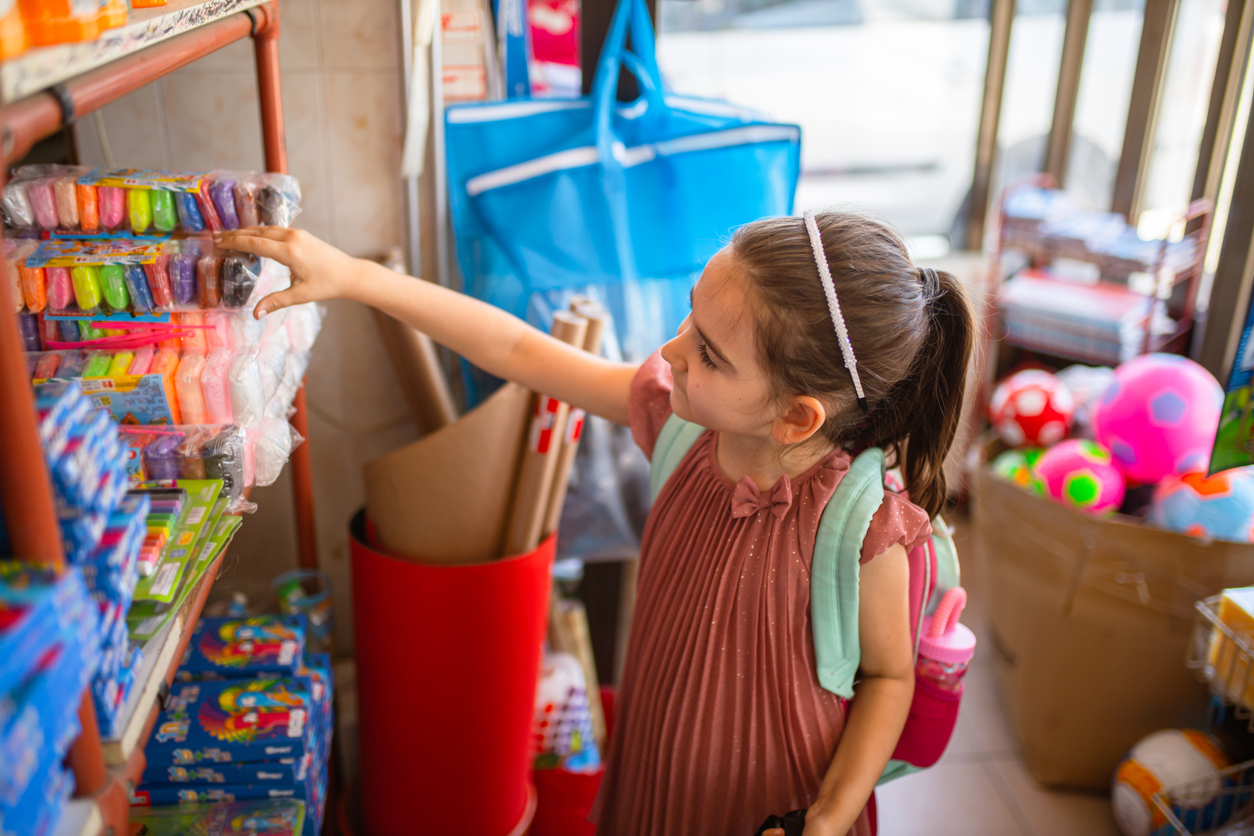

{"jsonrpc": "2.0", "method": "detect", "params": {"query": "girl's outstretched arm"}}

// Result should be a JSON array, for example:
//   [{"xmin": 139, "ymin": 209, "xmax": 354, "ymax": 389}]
[
  {"xmin": 805, "ymin": 543, "xmax": 915, "ymax": 836},
  {"xmin": 214, "ymin": 227, "xmax": 638, "ymax": 425}
]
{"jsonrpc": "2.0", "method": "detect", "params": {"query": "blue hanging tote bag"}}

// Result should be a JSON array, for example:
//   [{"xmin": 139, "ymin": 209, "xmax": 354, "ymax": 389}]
[{"xmin": 444, "ymin": 0, "xmax": 802, "ymax": 348}]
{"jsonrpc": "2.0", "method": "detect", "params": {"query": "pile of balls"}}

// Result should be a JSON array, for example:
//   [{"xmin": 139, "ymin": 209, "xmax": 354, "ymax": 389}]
[{"xmin": 988, "ymin": 353, "xmax": 1249, "ymax": 541}]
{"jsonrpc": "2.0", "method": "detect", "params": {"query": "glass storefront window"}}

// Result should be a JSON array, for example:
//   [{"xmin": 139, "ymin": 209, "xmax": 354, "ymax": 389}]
[{"xmin": 657, "ymin": 0, "xmax": 992, "ymax": 248}]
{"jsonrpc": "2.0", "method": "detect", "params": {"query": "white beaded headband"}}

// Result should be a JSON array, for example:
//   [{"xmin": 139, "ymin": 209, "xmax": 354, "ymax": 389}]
[{"xmin": 803, "ymin": 210, "xmax": 868, "ymax": 413}]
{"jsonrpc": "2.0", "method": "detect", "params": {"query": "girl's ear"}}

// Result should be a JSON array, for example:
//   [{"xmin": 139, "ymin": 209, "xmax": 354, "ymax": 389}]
[{"xmin": 772, "ymin": 395, "xmax": 826, "ymax": 445}]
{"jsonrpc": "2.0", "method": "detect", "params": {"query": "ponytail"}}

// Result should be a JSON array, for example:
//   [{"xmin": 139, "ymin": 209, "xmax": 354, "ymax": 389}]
[{"xmin": 893, "ymin": 269, "xmax": 975, "ymax": 518}]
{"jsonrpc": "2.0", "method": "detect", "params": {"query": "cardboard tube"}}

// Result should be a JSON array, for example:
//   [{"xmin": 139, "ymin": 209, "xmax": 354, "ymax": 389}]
[
  {"xmin": 553, "ymin": 599, "xmax": 607, "ymax": 751},
  {"xmin": 502, "ymin": 312, "xmax": 588, "ymax": 556},
  {"xmin": 372, "ymin": 308, "xmax": 458, "ymax": 434},
  {"xmin": 541, "ymin": 301, "xmax": 608, "ymax": 538},
  {"xmin": 372, "ymin": 252, "xmax": 458, "ymax": 434}
]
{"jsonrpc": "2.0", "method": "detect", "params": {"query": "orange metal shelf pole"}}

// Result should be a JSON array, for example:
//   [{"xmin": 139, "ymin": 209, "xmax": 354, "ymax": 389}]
[
  {"xmin": 0, "ymin": 259, "xmax": 62, "ymax": 566},
  {"xmin": 253, "ymin": 2, "xmax": 319, "ymax": 572}
]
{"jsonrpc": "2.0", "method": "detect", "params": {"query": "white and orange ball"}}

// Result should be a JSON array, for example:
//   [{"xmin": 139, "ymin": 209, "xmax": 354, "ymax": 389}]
[
  {"xmin": 1112, "ymin": 729, "xmax": 1231, "ymax": 836},
  {"xmin": 1033, "ymin": 439, "xmax": 1126, "ymax": 515},
  {"xmin": 988, "ymin": 370, "xmax": 1075, "ymax": 448},
  {"xmin": 1149, "ymin": 468, "xmax": 1254, "ymax": 543}
]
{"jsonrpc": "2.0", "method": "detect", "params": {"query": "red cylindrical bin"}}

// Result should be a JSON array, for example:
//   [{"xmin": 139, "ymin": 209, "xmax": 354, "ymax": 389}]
[{"xmin": 350, "ymin": 510, "xmax": 553, "ymax": 836}]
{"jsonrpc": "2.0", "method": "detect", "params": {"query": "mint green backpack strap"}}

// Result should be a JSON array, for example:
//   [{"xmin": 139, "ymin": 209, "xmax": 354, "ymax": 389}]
[
  {"xmin": 650, "ymin": 413, "xmax": 707, "ymax": 502},
  {"xmin": 811, "ymin": 448, "xmax": 886, "ymax": 699}
]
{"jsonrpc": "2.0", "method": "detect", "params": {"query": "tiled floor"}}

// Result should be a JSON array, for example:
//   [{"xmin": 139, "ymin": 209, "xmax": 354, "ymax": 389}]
[{"xmin": 875, "ymin": 517, "xmax": 1122, "ymax": 836}]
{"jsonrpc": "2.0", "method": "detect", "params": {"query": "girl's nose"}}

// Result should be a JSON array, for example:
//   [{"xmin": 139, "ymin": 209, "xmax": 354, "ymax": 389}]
[{"xmin": 661, "ymin": 330, "xmax": 686, "ymax": 373}]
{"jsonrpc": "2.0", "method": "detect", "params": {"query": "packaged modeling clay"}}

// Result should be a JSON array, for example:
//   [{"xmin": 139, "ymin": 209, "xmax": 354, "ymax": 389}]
[
  {"xmin": 3, "ymin": 167, "xmax": 305, "ymax": 233},
  {"xmin": 99, "ymin": 264, "xmax": 130, "ymax": 311},
  {"xmin": 128, "ymin": 347, "xmax": 155, "ymax": 376},
  {"xmin": 3, "ymin": 239, "xmax": 20, "ymax": 313},
  {"xmin": 143, "ymin": 434, "xmax": 183, "ymax": 482},
  {"xmin": 223, "ymin": 255, "xmax": 260, "ymax": 309},
  {"xmin": 203, "ymin": 349, "xmax": 234, "ymax": 424},
  {"xmin": 18, "ymin": 311, "xmax": 39, "ymax": 351},
  {"xmin": 202, "ymin": 425, "xmax": 245, "ymax": 502},
  {"xmin": 46, "ymin": 266, "xmax": 73, "ymax": 312},
  {"xmin": 197, "ymin": 254, "xmax": 221, "ymax": 308},
  {"xmin": 229, "ymin": 350, "xmax": 266, "ymax": 426},
  {"xmin": 124, "ymin": 263, "xmax": 155, "ymax": 313},
  {"xmin": 179, "ymin": 615, "xmax": 306, "ymax": 677},
  {"xmin": 178, "ymin": 427, "xmax": 214, "ymax": 479},
  {"xmin": 175, "ymin": 352, "xmax": 208, "ymax": 425},
  {"xmin": 151, "ymin": 348, "xmax": 182, "ymax": 424},
  {"xmin": 177, "ymin": 311, "xmax": 209, "ymax": 353}
]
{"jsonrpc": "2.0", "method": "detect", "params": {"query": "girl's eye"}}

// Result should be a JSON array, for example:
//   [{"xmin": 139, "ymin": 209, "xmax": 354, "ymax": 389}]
[{"xmin": 696, "ymin": 342, "xmax": 717, "ymax": 369}]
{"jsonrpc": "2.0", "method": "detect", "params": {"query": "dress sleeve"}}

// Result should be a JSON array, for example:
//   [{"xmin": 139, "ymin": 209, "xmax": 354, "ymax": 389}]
[
  {"xmin": 628, "ymin": 350, "xmax": 675, "ymax": 462},
  {"xmin": 860, "ymin": 490, "xmax": 933, "ymax": 564}
]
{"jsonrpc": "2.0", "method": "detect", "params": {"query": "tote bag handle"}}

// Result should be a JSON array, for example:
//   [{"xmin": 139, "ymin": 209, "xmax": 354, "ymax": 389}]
[{"xmin": 591, "ymin": 0, "xmax": 667, "ymax": 163}]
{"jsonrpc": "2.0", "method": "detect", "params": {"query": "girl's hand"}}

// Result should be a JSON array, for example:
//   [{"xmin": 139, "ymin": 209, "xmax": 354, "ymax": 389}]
[{"xmin": 213, "ymin": 226, "xmax": 361, "ymax": 318}]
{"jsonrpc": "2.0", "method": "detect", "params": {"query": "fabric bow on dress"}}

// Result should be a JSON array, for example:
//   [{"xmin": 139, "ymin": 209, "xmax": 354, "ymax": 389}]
[{"xmin": 731, "ymin": 476, "xmax": 793, "ymax": 519}]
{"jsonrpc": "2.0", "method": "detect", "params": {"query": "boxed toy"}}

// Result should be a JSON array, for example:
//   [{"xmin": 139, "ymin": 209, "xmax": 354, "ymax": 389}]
[
  {"xmin": 141, "ymin": 753, "xmax": 309, "ymax": 787},
  {"xmin": 125, "ymin": 798, "xmax": 306, "ymax": 836},
  {"xmin": 178, "ymin": 615, "xmax": 306, "ymax": 678},
  {"xmin": 145, "ymin": 676, "xmax": 314, "ymax": 767}
]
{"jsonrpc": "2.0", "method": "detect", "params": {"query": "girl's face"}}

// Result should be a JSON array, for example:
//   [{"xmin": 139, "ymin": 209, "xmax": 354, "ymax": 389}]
[{"xmin": 660, "ymin": 249, "xmax": 779, "ymax": 439}]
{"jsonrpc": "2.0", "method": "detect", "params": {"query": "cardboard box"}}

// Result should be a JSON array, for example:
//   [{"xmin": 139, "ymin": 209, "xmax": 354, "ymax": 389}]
[{"xmin": 971, "ymin": 437, "xmax": 1254, "ymax": 789}]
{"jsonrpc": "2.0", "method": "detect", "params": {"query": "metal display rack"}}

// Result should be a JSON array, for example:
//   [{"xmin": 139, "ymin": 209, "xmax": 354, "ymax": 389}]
[{"xmin": 0, "ymin": 4, "xmax": 320, "ymax": 834}]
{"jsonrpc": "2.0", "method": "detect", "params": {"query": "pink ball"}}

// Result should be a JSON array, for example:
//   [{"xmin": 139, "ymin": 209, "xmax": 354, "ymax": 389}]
[
  {"xmin": 1033, "ymin": 439, "xmax": 1126, "ymax": 515},
  {"xmin": 1092, "ymin": 354, "xmax": 1223, "ymax": 485}
]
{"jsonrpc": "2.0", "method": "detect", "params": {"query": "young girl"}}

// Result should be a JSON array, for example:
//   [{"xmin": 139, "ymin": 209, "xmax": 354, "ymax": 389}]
[{"xmin": 216, "ymin": 209, "xmax": 974, "ymax": 836}]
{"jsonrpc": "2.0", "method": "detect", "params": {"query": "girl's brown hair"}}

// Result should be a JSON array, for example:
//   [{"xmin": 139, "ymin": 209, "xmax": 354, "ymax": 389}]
[{"xmin": 732, "ymin": 212, "xmax": 974, "ymax": 519}]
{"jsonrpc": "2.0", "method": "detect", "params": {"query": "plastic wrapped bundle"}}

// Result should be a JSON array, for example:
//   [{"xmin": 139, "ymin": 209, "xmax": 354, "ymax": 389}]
[
  {"xmin": 202, "ymin": 424, "xmax": 245, "ymax": 505},
  {"xmin": 257, "ymin": 340, "xmax": 286, "ymax": 404},
  {"xmin": 251, "ymin": 417, "xmax": 301, "ymax": 487},
  {"xmin": 255, "ymin": 173, "xmax": 302, "ymax": 227},
  {"xmin": 202, "ymin": 349, "xmax": 234, "ymax": 424},
  {"xmin": 286, "ymin": 303, "xmax": 324, "ymax": 353},
  {"xmin": 229, "ymin": 349, "xmax": 266, "ymax": 426},
  {"xmin": 222, "ymin": 254, "xmax": 260, "ymax": 309}
]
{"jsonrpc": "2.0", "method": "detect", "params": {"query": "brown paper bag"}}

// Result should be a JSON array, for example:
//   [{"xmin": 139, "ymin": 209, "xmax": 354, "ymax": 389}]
[{"xmin": 364, "ymin": 383, "xmax": 530, "ymax": 564}]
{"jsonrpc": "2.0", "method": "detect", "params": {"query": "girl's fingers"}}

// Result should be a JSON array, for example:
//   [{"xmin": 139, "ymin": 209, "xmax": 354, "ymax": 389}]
[
  {"xmin": 254, "ymin": 287, "xmax": 302, "ymax": 319},
  {"xmin": 213, "ymin": 229, "xmax": 294, "ymax": 262}
]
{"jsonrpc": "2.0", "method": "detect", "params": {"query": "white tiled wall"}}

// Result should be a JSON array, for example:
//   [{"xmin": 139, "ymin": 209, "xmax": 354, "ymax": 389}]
[{"xmin": 75, "ymin": 0, "xmax": 419, "ymax": 653}]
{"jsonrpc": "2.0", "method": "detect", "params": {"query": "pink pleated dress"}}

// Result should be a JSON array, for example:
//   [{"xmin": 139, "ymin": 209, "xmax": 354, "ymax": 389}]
[{"xmin": 592, "ymin": 352, "xmax": 932, "ymax": 836}]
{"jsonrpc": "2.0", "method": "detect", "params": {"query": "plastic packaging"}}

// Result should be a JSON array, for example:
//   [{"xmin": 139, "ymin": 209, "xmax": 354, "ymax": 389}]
[
  {"xmin": 99, "ymin": 187, "xmax": 125, "ymax": 230},
  {"xmin": 46, "ymin": 267, "xmax": 73, "ymax": 311},
  {"xmin": 251, "ymin": 417, "xmax": 299, "ymax": 487},
  {"xmin": 208, "ymin": 179, "xmax": 240, "ymax": 230},
  {"xmin": 2, "ymin": 240, "xmax": 19, "ymax": 313},
  {"xmin": 229, "ymin": 349, "xmax": 266, "ymax": 426},
  {"xmin": 196, "ymin": 254, "xmax": 221, "ymax": 308},
  {"xmin": 14, "ymin": 241, "xmax": 44, "ymax": 313},
  {"xmin": 202, "ymin": 424, "xmax": 245, "ymax": 503},
  {"xmin": 123, "ymin": 264, "xmax": 154, "ymax": 313},
  {"xmin": 33, "ymin": 352, "xmax": 61, "ymax": 380},
  {"xmin": 128, "ymin": 188, "xmax": 152, "ymax": 233},
  {"xmin": 70, "ymin": 266, "xmax": 103, "ymax": 311},
  {"xmin": 256, "ymin": 173, "xmax": 302, "ymax": 226},
  {"xmin": 177, "ymin": 311, "xmax": 208, "ymax": 353},
  {"xmin": 202, "ymin": 349, "xmax": 233, "ymax": 424},
  {"xmin": 82, "ymin": 352, "xmax": 111, "ymax": 378},
  {"xmin": 151, "ymin": 349, "xmax": 182, "ymax": 424},
  {"xmin": 99, "ymin": 264, "xmax": 130, "ymax": 311},
  {"xmin": 151, "ymin": 190, "xmax": 177, "ymax": 233},
  {"xmin": 19, "ymin": 1, "xmax": 102, "ymax": 47},
  {"xmin": 28, "ymin": 178, "xmax": 58, "ymax": 228},
  {"xmin": 144, "ymin": 255, "xmax": 174, "ymax": 309},
  {"xmin": 128, "ymin": 347, "xmax": 154, "ymax": 376},
  {"xmin": 257, "ymin": 340, "xmax": 286, "ymax": 405},
  {"xmin": 175, "ymin": 352, "xmax": 208, "ymax": 425},
  {"xmin": 59, "ymin": 351, "xmax": 85, "ymax": 378},
  {"xmin": 106, "ymin": 351, "xmax": 133, "ymax": 377},
  {"xmin": 53, "ymin": 176, "xmax": 78, "ymax": 229},
  {"xmin": 222, "ymin": 254, "xmax": 260, "ymax": 309},
  {"xmin": 205, "ymin": 311, "xmax": 232, "ymax": 349},
  {"xmin": 18, "ymin": 312, "xmax": 39, "ymax": 351},
  {"xmin": 174, "ymin": 191, "xmax": 204, "ymax": 232},
  {"xmin": 168, "ymin": 252, "xmax": 196, "ymax": 307},
  {"xmin": 195, "ymin": 181, "xmax": 222, "ymax": 232},
  {"xmin": 77, "ymin": 183, "xmax": 99, "ymax": 232},
  {"xmin": 177, "ymin": 427, "xmax": 214, "ymax": 480},
  {"xmin": 234, "ymin": 179, "xmax": 260, "ymax": 227},
  {"xmin": 143, "ymin": 434, "xmax": 183, "ymax": 482},
  {"xmin": 3, "ymin": 179, "xmax": 33, "ymax": 227}
]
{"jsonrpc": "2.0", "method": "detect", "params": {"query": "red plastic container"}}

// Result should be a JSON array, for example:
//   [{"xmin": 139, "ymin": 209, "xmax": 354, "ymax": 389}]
[{"xmin": 350, "ymin": 510, "xmax": 552, "ymax": 836}]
